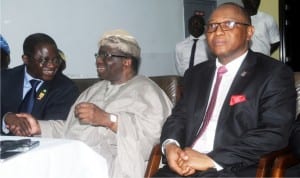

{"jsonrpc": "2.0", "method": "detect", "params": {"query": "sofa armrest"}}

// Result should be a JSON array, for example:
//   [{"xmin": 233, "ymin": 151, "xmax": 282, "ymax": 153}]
[
  {"xmin": 256, "ymin": 147, "xmax": 290, "ymax": 178},
  {"xmin": 271, "ymin": 151, "xmax": 300, "ymax": 177},
  {"xmin": 144, "ymin": 144, "xmax": 162, "ymax": 178}
]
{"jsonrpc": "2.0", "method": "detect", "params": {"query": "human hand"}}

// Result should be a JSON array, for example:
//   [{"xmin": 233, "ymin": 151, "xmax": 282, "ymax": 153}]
[
  {"xmin": 16, "ymin": 113, "xmax": 41, "ymax": 136},
  {"xmin": 74, "ymin": 102, "xmax": 110, "ymax": 127},
  {"xmin": 165, "ymin": 143, "xmax": 194, "ymax": 176},
  {"xmin": 181, "ymin": 147, "xmax": 215, "ymax": 173},
  {"xmin": 5, "ymin": 113, "xmax": 38, "ymax": 136}
]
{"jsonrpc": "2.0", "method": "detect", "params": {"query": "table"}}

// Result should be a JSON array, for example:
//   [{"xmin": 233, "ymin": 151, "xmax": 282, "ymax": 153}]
[{"xmin": 0, "ymin": 136, "xmax": 108, "ymax": 178}]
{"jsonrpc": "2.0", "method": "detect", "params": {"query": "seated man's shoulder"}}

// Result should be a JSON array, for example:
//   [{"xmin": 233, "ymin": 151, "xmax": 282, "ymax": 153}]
[
  {"xmin": 130, "ymin": 75, "xmax": 153, "ymax": 86},
  {"xmin": 127, "ymin": 75, "xmax": 163, "ymax": 92},
  {"xmin": 1, "ymin": 65, "xmax": 25, "ymax": 85},
  {"xmin": 176, "ymin": 37, "xmax": 190, "ymax": 48},
  {"xmin": 253, "ymin": 51, "xmax": 289, "ymax": 68},
  {"xmin": 1, "ymin": 65, "xmax": 23, "ymax": 75}
]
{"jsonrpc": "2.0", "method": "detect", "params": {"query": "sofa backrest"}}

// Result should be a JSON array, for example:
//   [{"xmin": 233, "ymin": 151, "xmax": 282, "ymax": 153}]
[
  {"xmin": 72, "ymin": 78, "xmax": 100, "ymax": 94},
  {"xmin": 72, "ymin": 75, "xmax": 183, "ymax": 105},
  {"xmin": 150, "ymin": 75, "xmax": 182, "ymax": 105}
]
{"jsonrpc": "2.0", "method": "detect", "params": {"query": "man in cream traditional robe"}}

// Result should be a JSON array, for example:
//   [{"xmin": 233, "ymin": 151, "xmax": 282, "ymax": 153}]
[{"xmin": 15, "ymin": 29, "xmax": 173, "ymax": 178}]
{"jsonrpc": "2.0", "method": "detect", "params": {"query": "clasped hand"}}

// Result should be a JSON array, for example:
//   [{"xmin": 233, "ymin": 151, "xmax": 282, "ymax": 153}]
[
  {"xmin": 165, "ymin": 143, "xmax": 215, "ymax": 176},
  {"xmin": 5, "ymin": 112, "xmax": 40, "ymax": 136}
]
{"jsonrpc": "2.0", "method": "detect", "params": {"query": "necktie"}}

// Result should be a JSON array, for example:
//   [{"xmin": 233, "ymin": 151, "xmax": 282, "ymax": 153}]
[
  {"xmin": 18, "ymin": 79, "xmax": 40, "ymax": 113},
  {"xmin": 192, "ymin": 66, "xmax": 227, "ymax": 145},
  {"xmin": 189, "ymin": 39, "xmax": 198, "ymax": 68}
]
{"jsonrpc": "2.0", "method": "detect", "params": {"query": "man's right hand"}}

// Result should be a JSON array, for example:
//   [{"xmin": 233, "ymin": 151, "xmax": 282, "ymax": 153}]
[
  {"xmin": 5, "ymin": 113, "xmax": 41, "ymax": 136},
  {"xmin": 5, "ymin": 112, "xmax": 32, "ymax": 136},
  {"xmin": 16, "ymin": 113, "xmax": 41, "ymax": 136}
]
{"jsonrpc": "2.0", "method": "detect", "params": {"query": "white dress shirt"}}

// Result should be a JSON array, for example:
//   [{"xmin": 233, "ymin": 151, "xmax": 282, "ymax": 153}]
[
  {"xmin": 175, "ymin": 34, "xmax": 210, "ymax": 76},
  {"xmin": 250, "ymin": 11, "xmax": 280, "ymax": 56},
  {"xmin": 22, "ymin": 68, "xmax": 43, "ymax": 98}
]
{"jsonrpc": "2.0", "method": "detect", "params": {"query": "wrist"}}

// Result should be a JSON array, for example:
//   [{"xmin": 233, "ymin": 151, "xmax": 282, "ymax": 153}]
[
  {"xmin": 109, "ymin": 114, "xmax": 117, "ymax": 123},
  {"xmin": 3, "ymin": 112, "xmax": 13, "ymax": 124},
  {"xmin": 2, "ymin": 112, "xmax": 13, "ymax": 134},
  {"xmin": 107, "ymin": 113, "xmax": 118, "ymax": 130},
  {"xmin": 162, "ymin": 139, "xmax": 180, "ymax": 155}
]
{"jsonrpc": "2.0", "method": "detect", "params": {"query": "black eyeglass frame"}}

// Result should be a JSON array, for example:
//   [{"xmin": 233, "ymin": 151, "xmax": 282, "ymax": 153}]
[
  {"xmin": 94, "ymin": 52, "xmax": 128, "ymax": 60},
  {"xmin": 32, "ymin": 56, "xmax": 62, "ymax": 66},
  {"xmin": 205, "ymin": 21, "xmax": 250, "ymax": 33}
]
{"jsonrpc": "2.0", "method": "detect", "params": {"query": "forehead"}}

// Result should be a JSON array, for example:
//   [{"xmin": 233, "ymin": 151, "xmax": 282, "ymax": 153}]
[
  {"xmin": 190, "ymin": 16, "xmax": 204, "ymax": 23},
  {"xmin": 33, "ymin": 44, "xmax": 57, "ymax": 56},
  {"xmin": 99, "ymin": 45, "xmax": 122, "ymax": 53},
  {"xmin": 208, "ymin": 4, "xmax": 247, "ymax": 23}
]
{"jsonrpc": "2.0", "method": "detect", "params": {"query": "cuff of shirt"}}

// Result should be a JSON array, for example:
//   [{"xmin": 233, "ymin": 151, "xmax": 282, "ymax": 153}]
[
  {"xmin": 2, "ymin": 112, "xmax": 12, "ymax": 134},
  {"xmin": 212, "ymin": 160, "xmax": 223, "ymax": 171},
  {"xmin": 161, "ymin": 139, "xmax": 180, "ymax": 155}
]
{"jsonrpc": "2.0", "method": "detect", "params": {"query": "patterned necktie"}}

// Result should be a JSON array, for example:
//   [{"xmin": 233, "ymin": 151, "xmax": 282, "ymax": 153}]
[
  {"xmin": 189, "ymin": 39, "xmax": 198, "ymax": 68},
  {"xmin": 192, "ymin": 66, "xmax": 227, "ymax": 145},
  {"xmin": 18, "ymin": 79, "xmax": 40, "ymax": 113}
]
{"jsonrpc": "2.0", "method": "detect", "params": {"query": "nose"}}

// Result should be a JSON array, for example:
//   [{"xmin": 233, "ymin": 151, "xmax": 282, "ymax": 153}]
[
  {"xmin": 43, "ymin": 59, "xmax": 58, "ymax": 68},
  {"xmin": 96, "ymin": 56, "xmax": 104, "ymax": 63},
  {"xmin": 95, "ymin": 56, "xmax": 105, "ymax": 67}
]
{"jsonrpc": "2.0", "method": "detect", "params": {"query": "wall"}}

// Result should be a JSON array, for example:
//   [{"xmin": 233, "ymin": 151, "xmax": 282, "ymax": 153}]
[
  {"xmin": 260, "ymin": 0, "xmax": 279, "ymax": 60},
  {"xmin": 1, "ymin": 0, "xmax": 184, "ymax": 78},
  {"xmin": 217, "ymin": 0, "xmax": 243, "ymax": 6},
  {"xmin": 1, "ymin": 0, "xmax": 280, "ymax": 78}
]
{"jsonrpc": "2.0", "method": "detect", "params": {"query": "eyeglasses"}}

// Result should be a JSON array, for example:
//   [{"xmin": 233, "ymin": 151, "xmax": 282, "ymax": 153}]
[
  {"xmin": 94, "ymin": 52, "xmax": 128, "ymax": 61},
  {"xmin": 206, "ymin": 21, "xmax": 250, "ymax": 33},
  {"xmin": 35, "ymin": 57, "xmax": 61, "ymax": 66}
]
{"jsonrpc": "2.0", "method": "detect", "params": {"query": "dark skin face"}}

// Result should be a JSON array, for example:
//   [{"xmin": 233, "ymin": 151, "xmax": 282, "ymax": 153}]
[
  {"xmin": 95, "ymin": 46, "xmax": 134, "ymax": 84},
  {"xmin": 22, "ymin": 44, "xmax": 60, "ymax": 81},
  {"xmin": 205, "ymin": 4, "xmax": 254, "ymax": 65},
  {"xmin": 242, "ymin": 0, "xmax": 261, "ymax": 16},
  {"xmin": 188, "ymin": 16, "xmax": 205, "ymax": 38}
]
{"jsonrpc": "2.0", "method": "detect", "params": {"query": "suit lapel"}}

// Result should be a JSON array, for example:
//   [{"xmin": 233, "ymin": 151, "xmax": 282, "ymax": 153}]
[{"xmin": 188, "ymin": 62, "xmax": 217, "ymax": 143}]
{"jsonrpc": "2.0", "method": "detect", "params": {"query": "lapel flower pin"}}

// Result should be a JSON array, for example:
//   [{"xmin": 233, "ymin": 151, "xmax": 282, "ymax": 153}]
[
  {"xmin": 241, "ymin": 71, "xmax": 247, "ymax": 77},
  {"xmin": 37, "ymin": 89, "xmax": 47, "ymax": 100},
  {"xmin": 230, "ymin": 94, "xmax": 247, "ymax": 106}
]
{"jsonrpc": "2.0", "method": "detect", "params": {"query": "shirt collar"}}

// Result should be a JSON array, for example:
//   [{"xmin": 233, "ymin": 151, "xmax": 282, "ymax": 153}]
[
  {"xmin": 24, "ymin": 66, "xmax": 43, "ymax": 87},
  {"xmin": 188, "ymin": 34, "xmax": 205, "ymax": 41},
  {"xmin": 216, "ymin": 51, "xmax": 248, "ymax": 74}
]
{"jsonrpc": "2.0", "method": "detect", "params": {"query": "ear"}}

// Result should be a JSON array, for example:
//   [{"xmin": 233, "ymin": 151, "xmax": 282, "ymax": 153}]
[
  {"xmin": 246, "ymin": 25, "xmax": 255, "ymax": 41},
  {"xmin": 22, "ymin": 55, "xmax": 30, "ymax": 65}
]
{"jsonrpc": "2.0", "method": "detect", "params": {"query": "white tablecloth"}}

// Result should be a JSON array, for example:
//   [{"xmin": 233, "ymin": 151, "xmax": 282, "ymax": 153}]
[{"xmin": 0, "ymin": 136, "xmax": 108, "ymax": 178}]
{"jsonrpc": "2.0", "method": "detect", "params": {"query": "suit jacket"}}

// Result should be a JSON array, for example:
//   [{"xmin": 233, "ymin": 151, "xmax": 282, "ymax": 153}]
[
  {"xmin": 160, "ymin": 50, "xmax": 296, "ymax": 173},
  {"xmin": 1, "ymin": 65, "xmax": 79, "ymax": 134}
]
